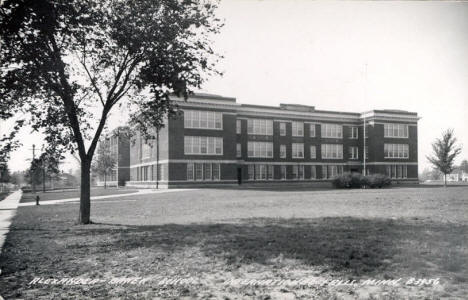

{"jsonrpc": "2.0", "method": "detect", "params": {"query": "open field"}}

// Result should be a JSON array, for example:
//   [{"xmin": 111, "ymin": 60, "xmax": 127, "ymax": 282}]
[
  {"xmin": 1, "ymin": 186, "xmax": 467, "ymax": 299},
  {"xmin": 20, "ymin": 187, "xmax": 139, "ymax": 203}
]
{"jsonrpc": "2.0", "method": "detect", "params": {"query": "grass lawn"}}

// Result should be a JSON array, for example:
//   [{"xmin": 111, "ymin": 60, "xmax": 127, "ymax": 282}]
[
  {"xmin": 20, "ymin": 187, "xmax": 139, "ymax": 203},
  {"xmin": 1, "ymin": 186, "xmax": 467, "ymax": 299}
]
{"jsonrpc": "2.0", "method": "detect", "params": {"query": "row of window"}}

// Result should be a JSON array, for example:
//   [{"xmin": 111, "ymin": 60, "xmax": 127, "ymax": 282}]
[
  {"xmin": 184, "ymin": 110, "xmax": 223, "ymax": 129},
  {"xmin": 384, "ymin": 123, "xmax": 408, "ymax": 138},
  {"xmin": 384, "ymin": 144, "xmax": 409, "ymax": 158},
  {"xmin": 187, "ymin": 163, "xmax": 221, "ymax": 181},
  {"xmin": 385, "ymin": 165, "xmax": 408, "ymax": 178},
  {"xmin": 184, "ymin": 136, "xmax": 223, "ymax": 155},
  {"xmin": 132, "ymin": 164, "xmax": 165, "ymax": 181},
  {"xmin": 183, "ymin": 136, "xmax": 409, "ymax": 160},
  {"xmin": 246, "ymin": 164, "xmax": 344, "ymax": 180}
]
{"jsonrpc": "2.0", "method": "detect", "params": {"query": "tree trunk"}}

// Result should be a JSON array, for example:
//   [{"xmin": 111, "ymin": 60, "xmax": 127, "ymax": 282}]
[
  {"xmin": 79, "ymin": 160, "xmax": 91, "ymax": 224},
  {"xmin": 104, "ymin": 172, "xmax": 107, "ymax": 189},
  {"xmin": 444, "ymin": 173, "xmax": 447, "ymax": 187}
]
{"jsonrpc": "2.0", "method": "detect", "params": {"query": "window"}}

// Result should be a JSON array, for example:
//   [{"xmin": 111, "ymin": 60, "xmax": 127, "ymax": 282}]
[
  {"xmin": 248, "ymin": 165, "xmax": 255, "ymax": 180},
  {"xmin": 365, "ymin": 146, "xmax": 369, "ymax": 161},
  {"xmin": 292, "ymin": 122, "xmax": 304, "ymax": 137},
  {"xmin": 141, "ymin": 141, "xmax": 152, "ymax": 159},
  {"xmin": 184, "ymin": 110, "xmax": 222, "ymax": 129},
  {"xmin": 384, "ymin": 144, "xmax": 409, "ymax": 158},
  {"xmin": 292, "ymin": 143, "xmax": 304, "ymax": 158},
  {"xmin": 321, "ymin": 144, "xmax": 343, "ymax": 159},
  {"xmin": 350, "ymin": 127, "xmax": 358, "ymax": 139},
  {"xmin": 349, "ymin": 146, "xmax": 359, "ymax": 159},
  {"xmin": 310, "ymin": 146, "xmax": 316, "ymax": 159},
  {"xmin": 204, "ymin": 163, "xmax": 212, "ymax": 181},
  {"xmin": 236, "ymin": 120, "xmax": 241, "ymax": 134},
  {"xmin": 292, "ymin": 165, "xmax": 304, "ymax": 180},
  {"xmin": 267, "ymin": 165, "xmax": 274, "ymax": 180},
  {"xmin": 247, "ymin": 142, "xmax": 273, "ymax": 158},
  {"xmin": 249, "ymin": 164, "xmax": 274, "ymax": 181},
  {"xmin": 384, "ymin": 123, "xmax": 408, "ymax": 138},
  {"xmin": 280, "ymin": 123, "xmax": 286, "ymax": 136},
  {"xmin": 280, "ymin": 165, "xmax": 286, "ymax": 180},
  {"xmin": 236, "ymin": 143, "xmax": 241, "ymax": 158},
  {"xmin": 310, "ymin": 165, "xmax": 316, "ymax": 179},
  {"xmin": 212, "ymin": 164, "xmax": 220, "ymax": 180},
  {"xmin": 321, "ymin": 124, "xmax": 343, "ymax": 138},
  {"xmin": 322, "ymin": 165, "xmax": 344, "ymax": 179},
  {"xmin": 386, "ymin": 165, "xmax": 408, "ymax": 179},
  {"xmin": 247, "ymin": 119, "xmax": 273, "ymax": 135},
  {"xmin": 195, "ymin": 163, "xmax": 203, "ymax": 180},
  {"xmin": 309, "ymin": 124, "xmax": 316, "ymax": 137},
  {"xmin": 187, "ymin": 163, "xmax": 220, "ymax": 181},
  {"xmin": 187, "ymin": 163, "xmax": 194, "ymax": 180},
  {"xmin": 280, "ymin": 144, "xmax": 286, "ymax": 158},
  {"xmin": 184, "ymin": 136, "xmax": 223, "ymax": 155},
  {"xmin": 364, "ymin": 126, "xmax": 369, "ymax": 138}
]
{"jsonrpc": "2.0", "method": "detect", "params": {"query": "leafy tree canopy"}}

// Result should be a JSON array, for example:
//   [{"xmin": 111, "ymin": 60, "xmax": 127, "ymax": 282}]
[{"xmin": 0, "ymin": 0, "xmax": 222, "ymax": 223}]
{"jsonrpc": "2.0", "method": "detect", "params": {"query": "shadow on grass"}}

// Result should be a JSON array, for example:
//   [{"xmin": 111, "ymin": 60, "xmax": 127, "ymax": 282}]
[{"xmin": 68, "ymin": 217, "xmax": 466, "ymax": 277}]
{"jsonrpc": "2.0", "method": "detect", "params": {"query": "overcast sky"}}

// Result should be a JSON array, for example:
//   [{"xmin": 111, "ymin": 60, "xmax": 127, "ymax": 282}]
[{"xmin": 3, "ymin": 0, "xmax": 468, "ymax": 173}]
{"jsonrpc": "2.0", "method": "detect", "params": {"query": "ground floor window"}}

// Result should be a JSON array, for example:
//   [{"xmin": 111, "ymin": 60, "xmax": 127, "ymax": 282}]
[
  {"xmin": 187, "ymin": 163, "xmax": 221, "ymax": 181},
  {"xmin": 322, "ymin": 165, "xmax": 344, "ymax": 179},
  {"xmin": 292, "ymin": 165, "xmax": 304, "ymax": 180},
  {"xmin": 386, "ymin": 165, "xmax": 407, "ymax": 179},
  {"xmin": 248, "ymin": 164, "xmax": 274, "ymax": 181},
  {"xmin": 280, "ymin": 165, "xmax": 286, "ymax": 180},
  {"xmin": 310, "ymin": 165, "xmax": 316, "ymax": 179}
]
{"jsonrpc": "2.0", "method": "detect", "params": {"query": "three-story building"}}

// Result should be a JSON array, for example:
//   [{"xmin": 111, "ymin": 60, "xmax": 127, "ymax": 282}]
[{"xmin": 127, "ymin": 94, "xmax": 419, "ymax": 188}]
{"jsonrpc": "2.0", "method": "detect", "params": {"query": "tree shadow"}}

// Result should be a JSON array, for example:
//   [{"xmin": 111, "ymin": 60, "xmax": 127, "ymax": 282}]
[{"xmin": 81, "ymin": 216, "xmax": 464, "ymax": 277}]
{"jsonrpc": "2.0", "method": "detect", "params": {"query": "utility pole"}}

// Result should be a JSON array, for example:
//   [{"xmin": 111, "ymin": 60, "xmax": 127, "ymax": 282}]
[
  {"xmin": 362, "ymin": 62, "xmax": 368, "ymax": 176},
  {"xmin": 41, "ymin": 145, "xmax": 46, "ymax": 192},
  {"xmin": 31, "ymin": 144, "xmax": 36, "ymax": 194},
  {"xmin": 156, "ymin": 128, "xmax": 159, "ymax": 189}
]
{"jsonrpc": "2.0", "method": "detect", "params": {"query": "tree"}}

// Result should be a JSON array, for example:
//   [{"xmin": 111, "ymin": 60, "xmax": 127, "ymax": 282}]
[
  {"xmin": 92, "ymin": 139, "xmax": 116, "ymax": 189},
  {"xmin": 0, "ymin": 163, "xmax": 11, "ymax": 192},
  {"xmin": 0, "ymin": 0, "xmax": 222, "ymax": 223},
  {"xmin": 460, "ymin": 159, "xmax": 468, "ymax": 173},
  {"xmin": 427, "ymin": 129, "xmax": 462, "ymax": 187}
]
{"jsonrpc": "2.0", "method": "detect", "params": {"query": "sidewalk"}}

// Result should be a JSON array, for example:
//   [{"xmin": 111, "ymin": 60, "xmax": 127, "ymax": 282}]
[
  {"xmin": 18, "ymin": 188, "xmax": 194, "ymax": 207},
  {"xmin": 0, "ymin": 190, "xmax": 22, "ymax": 254}
]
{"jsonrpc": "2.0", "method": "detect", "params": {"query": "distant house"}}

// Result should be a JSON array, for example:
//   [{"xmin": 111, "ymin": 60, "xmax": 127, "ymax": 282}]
[
  {"xmin": 462, "ymin": 172, "xmax": 468, "ymax": 182},
  {"xmin": 446, "ymin": 173, "xmax": 459, "ymax": 182}
]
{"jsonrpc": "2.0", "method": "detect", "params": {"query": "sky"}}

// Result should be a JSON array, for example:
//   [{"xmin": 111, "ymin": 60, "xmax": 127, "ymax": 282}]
[{"xmin": 2, "ymin": 0, "xmax": 468, "ymax": 173}]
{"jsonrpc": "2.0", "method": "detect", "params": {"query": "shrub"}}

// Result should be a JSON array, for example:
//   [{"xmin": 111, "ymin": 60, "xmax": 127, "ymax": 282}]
[
  {"xmin": 367, "ymin": 174, "xmax": 392, "ymax": 188},
  {"xmin": 331, "ymin": 173, "xmax": 391, "ymax": 189}
]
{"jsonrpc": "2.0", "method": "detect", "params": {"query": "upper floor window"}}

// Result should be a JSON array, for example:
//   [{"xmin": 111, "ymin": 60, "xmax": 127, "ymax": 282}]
[
  {"xmin": 384, "ymin": 144, "xmax": 409, "ymax": 159},
  {"xmin": 349, "ymin": 146, "xmax": 359, "ymax": 159},
  {"xmin": 321, "ymin": 144, "xmax": 343, "ymax": 159},
  {"xmin": 280, "ymin": 144, "xmax": 286, "ymax": 158},
  {"xmin": 236, "ymin": 143, "xmax": 241, "ymax": 158},
  {"xmin": 184, "ymin": 110, "xmax": 222, "ymax": 130},
  {"xmin": 350, "ymin": 127, "xmax": 358, "ymax": 139},
  {"xmin": 279, "ymin": 122, "xmax": 286, "ymax": 136},
  {"xmin": 184, "ymin": 136, "xmax": 223, "ymax": 155},
  {"xmin": 321, "ymin": 124, "xmax": 343, "ymax": 138},
  {"xmin": 309, "ymin": 124, "xmax": 316, "ymax": 137},
  {"xmin": 141, "ymin": 141, "xmax": 152, "ymax": 159},
  {"xmin": 247, "ymin": 119, "xmax": 273, "ymax": 135},
  {"xmin": 236, "ymin": 120, "xmax": 241, "ymax": 134},
  {"xmin": 310, "ymin": 145, "xmax": 316, "ymax": 159},
  {"xmin": 292, "ymin": 122, "xmax": 304, "ymax": 137},
  {"xmin": 292, "ymin": 143, "xmax": 304, "ymax": 158},
  {"xmin": 247, "ymin": 142, "xmax": 273, "ymax": 158},
  {"xmin": 384, "ymin": 123, "xmax": 408, "ymax": 138}
]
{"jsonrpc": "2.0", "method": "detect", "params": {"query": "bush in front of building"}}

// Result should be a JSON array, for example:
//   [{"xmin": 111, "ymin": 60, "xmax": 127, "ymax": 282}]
[
  {"xmin": 367, "ymin": 174, "xmax": 392, "ymax": 188},
  {"xmin": 332, "ymin": 173, "xmax": 391, "ymax": 189}
]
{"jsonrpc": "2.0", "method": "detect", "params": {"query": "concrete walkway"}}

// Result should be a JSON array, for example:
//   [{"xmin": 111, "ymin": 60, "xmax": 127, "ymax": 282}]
[
  {"xmin": 18, "ymin": 188, "xmax": 194, "ymax": 207},
  {"xmin": 0, "ymin": 190, "xmax": 22, "ymax": 254}
]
